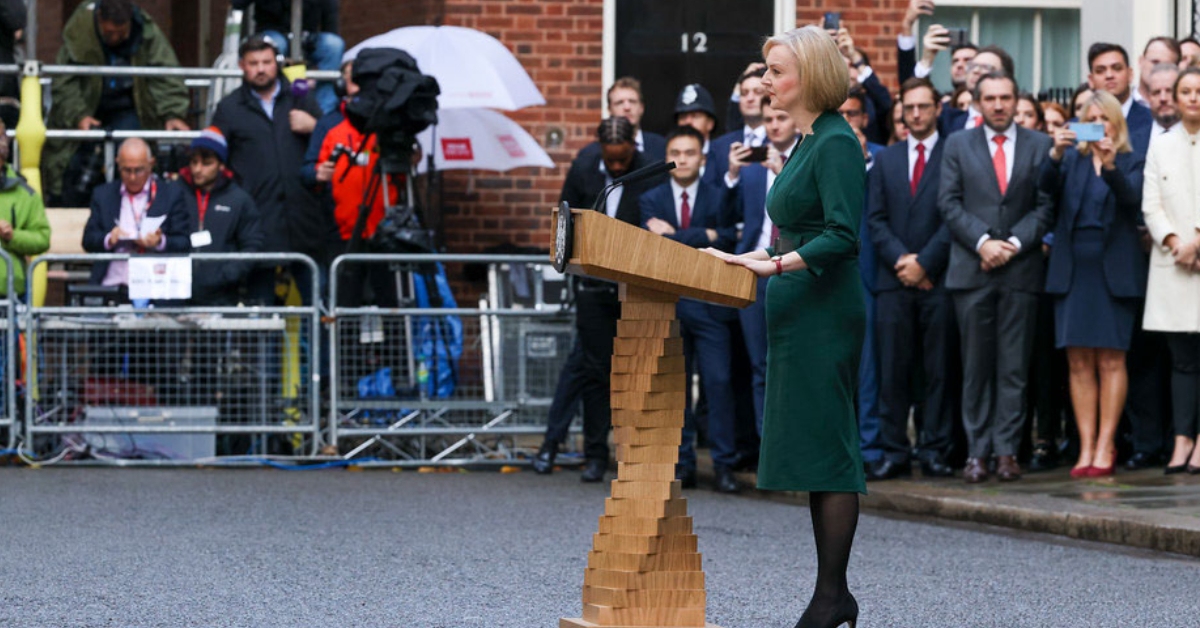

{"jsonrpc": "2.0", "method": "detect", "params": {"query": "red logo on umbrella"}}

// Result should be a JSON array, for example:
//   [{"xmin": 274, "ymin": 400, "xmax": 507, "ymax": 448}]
[
  {"xmin": 499, "ymin": 134, "xmax": 526, "ymax": 158},
  {"xmin": 441, "ymin": 138, "xmax": 474, "ymax": 160}
]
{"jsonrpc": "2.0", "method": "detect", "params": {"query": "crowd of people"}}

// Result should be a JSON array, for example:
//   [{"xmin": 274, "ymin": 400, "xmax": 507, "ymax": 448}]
[{"xmin": 533, "ymin": 0, "xmax": 1200, "ymax": 494}]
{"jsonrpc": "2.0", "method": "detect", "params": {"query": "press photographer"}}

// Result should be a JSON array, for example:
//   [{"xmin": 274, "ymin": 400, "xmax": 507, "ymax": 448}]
[{"xmin": 320, "ymin": 47, "xmax": 439, "ymax": 306}]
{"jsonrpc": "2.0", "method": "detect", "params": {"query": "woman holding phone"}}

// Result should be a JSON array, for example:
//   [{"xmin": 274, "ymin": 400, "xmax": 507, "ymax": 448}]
[
  {"xmin": 707, "ymin": 25, "xmax": 865, "ymax": 628},
  {"xmin": 1142, "ymin": 67, "xmax": 1200, "ymax": 475},
  {"xmin": 1039, "ymin": 90, "xmax": 1146, "ymax": 478}
]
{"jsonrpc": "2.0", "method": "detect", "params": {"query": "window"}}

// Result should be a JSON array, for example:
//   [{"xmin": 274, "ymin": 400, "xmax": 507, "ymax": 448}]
[{"xmin": 921, "ymin": 6, "xmax": 1081, "ymax": 95}]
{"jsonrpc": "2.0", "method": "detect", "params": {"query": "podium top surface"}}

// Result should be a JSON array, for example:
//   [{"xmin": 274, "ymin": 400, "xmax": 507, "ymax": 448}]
[{"xmin": 552, "ymin": 208, "xmax": 756, "ymax": 308}]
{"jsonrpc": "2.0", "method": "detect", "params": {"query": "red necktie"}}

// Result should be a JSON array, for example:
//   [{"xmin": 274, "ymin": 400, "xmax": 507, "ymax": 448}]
[
  {"xmin": 680, "ymin": 190, "xmax": 691, "ymax": 229},
  {"xmin": 910, "ymin": 143, "xmax": 926, "ymax": 196},
  {"xmin": 992, "ymin": 135, "xmax": 1008, "ymax": 196},
  {"xmin": 972, "ymin": 115, "xmax": 982, "ymax": 128}
]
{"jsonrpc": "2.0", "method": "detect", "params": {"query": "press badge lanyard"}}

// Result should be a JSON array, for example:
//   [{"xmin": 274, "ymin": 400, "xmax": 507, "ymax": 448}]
[
  {"xmin": 194, "ymin": 189, "xmax": 210, "ymax": 229},
  {"xmin": 126, "ymin": 179, "xmax": 157, "ymax": 234}
]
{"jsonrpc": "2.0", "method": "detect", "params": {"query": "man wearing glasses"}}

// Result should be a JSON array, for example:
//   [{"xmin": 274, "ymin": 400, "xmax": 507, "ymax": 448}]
[{"xmin": 81, "ymin": 137, "xmax": 191, "ymax": 288}]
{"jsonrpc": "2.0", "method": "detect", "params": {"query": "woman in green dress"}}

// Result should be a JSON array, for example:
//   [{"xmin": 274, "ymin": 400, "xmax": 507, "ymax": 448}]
[{"xmin": 707, "ymin": 25, "xmax": 865, "ymax": 628}]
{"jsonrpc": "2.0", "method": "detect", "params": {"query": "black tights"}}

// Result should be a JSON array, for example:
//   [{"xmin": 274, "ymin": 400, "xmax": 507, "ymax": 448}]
[{"xmin": 796, "ymin": 491, "xmax": 860, "ymax": 628}]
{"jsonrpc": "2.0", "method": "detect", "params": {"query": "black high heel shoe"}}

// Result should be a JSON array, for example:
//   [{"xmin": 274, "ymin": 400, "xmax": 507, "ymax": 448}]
[{"xmin": 794, "ymin": 593, "xmax": 858, "ymax": 628}]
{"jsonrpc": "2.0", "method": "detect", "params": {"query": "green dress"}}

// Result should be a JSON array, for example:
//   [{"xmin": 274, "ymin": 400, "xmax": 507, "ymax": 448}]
[{"xmin": 757, "ymin": 110, "xmax": 867, "ymax": 494}]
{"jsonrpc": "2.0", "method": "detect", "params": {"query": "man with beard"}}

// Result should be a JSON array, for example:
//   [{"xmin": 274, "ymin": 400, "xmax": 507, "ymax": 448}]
[
  {"xmin": 213, "ymin": 34, "xmax": 333, "ymax": 305},
  {"xmin": 1147, "ymin": 62, "xmax": 1181, "ymax": 138},
  {"xmin": 939, "ymin": 71, "xmax": 1054, "ymax": 483}
]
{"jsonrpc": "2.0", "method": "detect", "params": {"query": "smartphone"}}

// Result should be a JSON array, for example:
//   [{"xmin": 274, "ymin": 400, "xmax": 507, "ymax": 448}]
[
  {"xmin": 744, "ymin": 145, "xmax": 769, "ymax": 162},
  {"xmin": 947, "ymin": 28, "xmax": 969, "ymax": 48},
  {"xmin": 1069, "ymin": 122, "xmax": 1105, "ymax": 142},
  {"xmin": 823, "ymin": 12, "xmax": 841, "ymax": 32}
]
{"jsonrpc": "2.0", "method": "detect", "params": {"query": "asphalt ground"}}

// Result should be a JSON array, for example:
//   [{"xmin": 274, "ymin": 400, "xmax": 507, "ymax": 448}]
[{"xmin": 1, "ymin": 467, "xmax": 1196, "ymax": 628}]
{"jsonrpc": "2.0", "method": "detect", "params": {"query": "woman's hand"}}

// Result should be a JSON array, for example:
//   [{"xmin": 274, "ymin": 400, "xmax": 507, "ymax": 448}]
[
  {"xmin": 701, "ymin": 247, "xmax": 734, "ymax": 262},
  {"xmin": 725, "ymin": 254, "xmax": 781, "ymax": 278},
  {"xmin": 1092, "ymin": 136, "xmax": 1117, "ymax": 170},
  {"xmin": 1049, "ymin": 127, "xmax": 1076, "ymax": 161}
]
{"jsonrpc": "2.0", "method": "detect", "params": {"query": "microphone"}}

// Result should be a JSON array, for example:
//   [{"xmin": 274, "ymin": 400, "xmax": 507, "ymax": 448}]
[{"xmin": 591, "ymin": 161, "xmax": 676, "ymax": 213}]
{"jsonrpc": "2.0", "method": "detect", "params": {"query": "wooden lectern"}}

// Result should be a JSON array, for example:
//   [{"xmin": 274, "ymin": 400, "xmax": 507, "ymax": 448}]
[{"xmin": 551, "ymin": 205, "xmax": 756, "ymax": 628}]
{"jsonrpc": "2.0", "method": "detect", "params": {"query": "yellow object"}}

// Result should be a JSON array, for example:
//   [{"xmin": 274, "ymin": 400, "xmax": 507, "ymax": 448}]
[
  {"xmin": 281, "ymin": 64, "xmax": 308, "ymax": 83},
  {"xmin": 14, "ymin": 68, "xmax": 48, "ymax": 307}
]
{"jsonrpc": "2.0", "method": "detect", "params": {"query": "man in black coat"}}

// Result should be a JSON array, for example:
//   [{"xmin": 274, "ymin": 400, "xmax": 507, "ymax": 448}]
[
  {"xmin": 212, "ymin": 34, "xmax": 335, "ymax": 305},
  {"xmin": 81, "ymin": 138, "xmax": 191, "ymax": 287},
  {"xmin": 179, "ymin": 127, "xmax": 264, "ymax": 306},
  {"xmin": 231, "ymin": 0, "xmax": 344, "ymax": 113}
]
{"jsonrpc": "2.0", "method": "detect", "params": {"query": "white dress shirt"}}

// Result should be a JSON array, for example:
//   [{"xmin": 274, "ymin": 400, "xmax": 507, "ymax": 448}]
[
  {"xmin": 742, "ymin": 125, "xmax": 766, "ymax": 147},
  {"xmin": 634, "ymin": 129, "xmax": 646, "ymax": 153},
  {"xmin": 669, "ymin": 178, "xmax": 700, "ymax": 228},
  {"xmin": 753, "ymin": 140, "xmax": 798, "ymax": 251},
  {"xmin": 907, "ymin": 131, "xmax": 940, "ymax": 182},
  {"xmin": 963, "ymin": 105, "xmax": 982, "ymax": 130},
  {"xmin": 1120, "ymin": 94, "xmax": 1134, "ymax": 118},
  {"xmin": 597, "ymin": 160, "xmax": 623, "ymax": 218},
  {"xmin": 976, "ymin": 123, "xmax": 1022, "ymax": 252},
  {"xmin": 1151, "ymin": 119, "xmax": 1180, "ymax": 143}
]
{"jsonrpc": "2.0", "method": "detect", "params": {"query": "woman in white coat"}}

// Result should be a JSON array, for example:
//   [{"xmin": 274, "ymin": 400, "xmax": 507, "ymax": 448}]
[{"xmin": 1142, "ymin": 67, "xmax": 1200, "ymax": 475}]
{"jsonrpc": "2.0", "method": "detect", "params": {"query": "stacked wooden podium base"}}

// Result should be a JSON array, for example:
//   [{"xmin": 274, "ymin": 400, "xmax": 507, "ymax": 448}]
[{"xmin": 560, "ymin": 285, "xmax": 722, "ymax": 628}]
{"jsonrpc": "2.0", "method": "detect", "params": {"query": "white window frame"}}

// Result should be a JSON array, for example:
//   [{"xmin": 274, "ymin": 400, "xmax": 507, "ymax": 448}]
[
  {"xmin": 601, "ymin": 0, "xmax": 795, "ymax": 117},
  {"xmin": 917, "ymin": 0, "xmax": 1083, "ymax": 93}
]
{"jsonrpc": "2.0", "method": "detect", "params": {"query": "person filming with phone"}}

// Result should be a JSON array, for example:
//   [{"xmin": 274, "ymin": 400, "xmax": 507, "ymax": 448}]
[{"xmin": 1038, "ymin": 90, "xmax": 1146, "ymax": 479}]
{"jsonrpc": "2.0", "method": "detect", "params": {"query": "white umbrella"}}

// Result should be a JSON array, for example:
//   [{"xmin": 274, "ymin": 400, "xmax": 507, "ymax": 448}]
[
  {"xmin": 415, "ymin": 108, "xmax": 554, "ymax": 173},
  {"xmin": 345, "ymin": 26, "xmax": 545, "ymax": 111}
]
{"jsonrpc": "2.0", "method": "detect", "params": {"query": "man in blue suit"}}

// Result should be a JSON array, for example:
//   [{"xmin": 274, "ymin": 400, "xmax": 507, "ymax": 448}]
[
  {"xmin": 640, "ymin": 126, "xmax": 740, "ymax": 493},
  {"xmin": 1087, "ymin": 43, "xmax": 1153, "ymax": 156},
  {"xmin": 840, "ymin": 87, "xmax": 887, "ymax": 468},
  {"xmin": 866, "ymin": 77, "xmax": 957, "ymax": 480},
  {"xmin": 726, "ymin": 97, "xmax": 798, "ymax": 439}
]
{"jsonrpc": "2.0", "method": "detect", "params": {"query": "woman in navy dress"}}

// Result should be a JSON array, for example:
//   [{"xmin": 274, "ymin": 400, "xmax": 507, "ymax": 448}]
[{"xmin": 1038, "ymin": 90, "xmax": 1146, "ymax": 478}]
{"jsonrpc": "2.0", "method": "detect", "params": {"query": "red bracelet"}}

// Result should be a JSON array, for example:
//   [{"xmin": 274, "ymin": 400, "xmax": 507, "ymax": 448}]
[{"xmin": 773, "ymin": 256, "xmax": 783, "ymax": 275}]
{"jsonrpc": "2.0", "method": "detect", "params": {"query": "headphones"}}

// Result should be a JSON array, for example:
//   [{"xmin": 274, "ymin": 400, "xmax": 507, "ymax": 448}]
[{"xmin": 334, "ymin": 76, "xmax": 347, "ymax": 100}]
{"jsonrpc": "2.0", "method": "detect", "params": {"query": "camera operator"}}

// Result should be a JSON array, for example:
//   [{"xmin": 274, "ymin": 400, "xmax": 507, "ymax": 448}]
[
  {"xmin": 232, "ymin": 0, "xmax": 344, "ymax": 115},
  {"xmin": 44, "ymin": 0, "xmax": 190, "ymax": 206},
  {"xmin": 316, "ymin": 60, "xmax": 403, "ymax": 308}
]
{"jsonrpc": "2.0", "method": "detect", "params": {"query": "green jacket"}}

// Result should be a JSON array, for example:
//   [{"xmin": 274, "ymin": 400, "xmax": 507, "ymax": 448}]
[
  {"xmin": 41, "ymin": 1, "xmax": 190, "ymax": 197},
  {"xmin": 0, "ymin": 165, "xmax": 51, "ymax": 295}
]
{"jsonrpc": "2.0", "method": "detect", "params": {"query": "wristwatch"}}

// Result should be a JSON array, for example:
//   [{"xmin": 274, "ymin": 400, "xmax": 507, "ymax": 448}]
[{"xmin": 771, "ymin": 255, "xmax": 784, "ymax": 275}]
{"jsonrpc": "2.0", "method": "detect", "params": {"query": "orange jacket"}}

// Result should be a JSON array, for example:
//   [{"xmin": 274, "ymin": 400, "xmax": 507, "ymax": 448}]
[{"xmin": 317, "ymin": 118, "xmax": 399, "ymax": 240}]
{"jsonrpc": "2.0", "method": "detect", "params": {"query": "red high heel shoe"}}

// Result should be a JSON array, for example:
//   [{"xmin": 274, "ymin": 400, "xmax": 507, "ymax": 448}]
[
  {"xmin": 1069, "ymin": 466, "xmax": 1092, "ymax": 478},
  {"xmin": 1085, "ymin": 464, "xmax": 1115, "ymax": 477}
]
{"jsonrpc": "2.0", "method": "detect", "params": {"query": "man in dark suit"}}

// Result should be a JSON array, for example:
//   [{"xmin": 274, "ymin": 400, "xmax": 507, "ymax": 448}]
[
  {"xmin": 867, "ymin": 77, "xmax": 956, "ymax": 481},
  {"xmin": 640, "ymin": 126, "xmax": 740, "ymax": 493},
  {"xmin": 726, "ymin": 97, "xmax": 799, "ymax": 439},
  {"xmin": 81, "ymin": 138, "xmax": 191, "ymax": 286},
  {"xmin": 1088, "ymin": 42, "xmax": 1153, "ymax": 156},
  {"xmin": 710, "ymin": 67, "xmax": 768, "ymax": 184},
  {"xmin": 939, "ymin": 71, "xmax": 1054, "ymax": 483},
  {"xmin": 532, "ymin": 117, "xmax": 667, "ymax": 482},
  {"xmin": 578, "ymin": 77, "xmax": 666, "ymax": 163},
  {"xmin": 938, "ymin": 46, "xmax": 1014, "ymax": 137}
]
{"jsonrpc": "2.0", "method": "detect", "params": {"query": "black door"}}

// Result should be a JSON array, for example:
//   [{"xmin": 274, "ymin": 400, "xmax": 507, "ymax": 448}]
[{"xmin": 615, "ymin": 0, "xmax": 775, "ymax": 136}]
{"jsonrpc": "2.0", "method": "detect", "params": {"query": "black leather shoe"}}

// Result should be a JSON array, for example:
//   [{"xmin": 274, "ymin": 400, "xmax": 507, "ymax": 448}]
[
  {"xmin": 1028, "ymin": 444, "xmax": 1060, "ymax": 472},
  {"xmin": 531, "ymin": 443, "xmax": 557, "ymax": 475},
  {"xmin": 713, "ymin": 466, "xmax": 740, "ymax": 493},
  {"xmin": 1125, "ymin": 451, "xmax": 1163, "ymax": 470},
  {"xmin": 580, "ymin": 458, "xmax": 607, "ymax": 483},
  {"xmin": 919, "ymin": 456, "xmax": 955, "ymax": 478},
  {"xmin": 676, "ymin": 465, "xmax": 697, "ymax": 489},
  {"xmin": 866, "ymin": 459, "xmax": 912, "ymax": 481}
]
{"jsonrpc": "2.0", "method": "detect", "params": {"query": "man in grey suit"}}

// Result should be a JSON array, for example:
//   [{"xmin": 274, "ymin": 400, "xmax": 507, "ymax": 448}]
[{"xmin": 939, "ymin": 70, "xmax": 1055, "ymax": 484}]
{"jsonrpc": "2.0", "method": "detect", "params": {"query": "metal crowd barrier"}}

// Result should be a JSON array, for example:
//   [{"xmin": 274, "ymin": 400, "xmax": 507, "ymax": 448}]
[
  {"xmin": 328, "ymin": 254, "xmax": 574, "ymax": 466},
  {"xmin": 0, "ymin": 249, "xmax": 15, "ymax": 450},
  {"xmin": 22, "ymin": 253, "xmax": 322, "ymax": 464}
]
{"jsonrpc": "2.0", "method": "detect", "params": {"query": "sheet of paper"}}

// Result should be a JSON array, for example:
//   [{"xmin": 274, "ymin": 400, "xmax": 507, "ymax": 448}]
[
  {"xmin": 139, "ymin": 215, "xmax": 166, "ymax": 237},
  {"xmin": 128, "ymin": 256, "xmax": 192, "ymax": 300}
]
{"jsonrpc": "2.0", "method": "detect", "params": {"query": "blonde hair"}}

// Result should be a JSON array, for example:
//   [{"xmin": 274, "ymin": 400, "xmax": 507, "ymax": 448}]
[
  {"xmin": 1077, "ymin": 90, "xmax": 1132, "ymax": 155},
  {"xmin": 762, "ymin": 26, "xmax": 850, "ymax": 114}
]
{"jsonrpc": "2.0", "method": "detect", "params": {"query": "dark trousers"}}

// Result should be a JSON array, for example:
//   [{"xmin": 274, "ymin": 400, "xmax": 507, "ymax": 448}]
[
  {"xmin": 1023, "ymin": 292, "xmax": 1073, "ymax": 449},
  {"xmin": 678, "ymin": 300, "xmax": 738, "ymax": 471},
  {"xmin": 1127, "ymin": 319, "xmax": 1173, "ymax": 456},
  {"xmin": 954, "ymin": 285, "xmax": 1038, "ymax": 459},
  {"xmin": 858, "ymin": 286, "xmax": 884, "ymax": 463},
  {"xmin": 541, "ymin": 283, "xmax": 619, "ymax": 462},
  {"xmin": 737, "ymin": 276, "xmax": 769, "ymax": 437},
  {"xmin": 876, "ymin": 287, "xmax": 956, "ymax": 463},
  {"xmin": 1166, "ymin": 333, "xmax": 1200, "ymax": 438}
]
